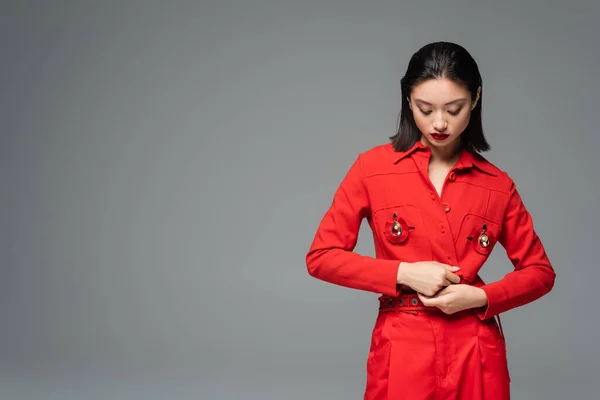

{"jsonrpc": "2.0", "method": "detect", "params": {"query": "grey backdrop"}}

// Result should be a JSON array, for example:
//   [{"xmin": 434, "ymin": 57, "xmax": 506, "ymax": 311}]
[{"xmin": 1, "ymin": 1, "xmax": 598, "ymax": 399}]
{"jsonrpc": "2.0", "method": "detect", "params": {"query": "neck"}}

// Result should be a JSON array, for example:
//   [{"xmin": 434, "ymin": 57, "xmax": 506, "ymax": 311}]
[{"xmin": 420, "ymin": 136, "xmax": 462, "ymax": 165}]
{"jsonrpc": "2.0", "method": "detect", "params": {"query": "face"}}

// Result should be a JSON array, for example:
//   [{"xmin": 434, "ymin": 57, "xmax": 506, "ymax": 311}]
[{"xmin": 408, "ymin": 77, "xmax": 480, "ymax": 151}]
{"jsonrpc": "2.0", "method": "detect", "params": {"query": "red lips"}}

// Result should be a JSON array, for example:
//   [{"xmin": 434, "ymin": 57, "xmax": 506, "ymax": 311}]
[{"xmin": 430, "ymin": 132, "xmax": 449, "ymax": 141}]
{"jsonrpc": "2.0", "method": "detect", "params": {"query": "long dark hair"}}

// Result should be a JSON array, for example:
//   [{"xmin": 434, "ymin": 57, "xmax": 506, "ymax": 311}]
[{"xmin": 390, "ymin": 41, "xmax": 490, "ymax": 152}]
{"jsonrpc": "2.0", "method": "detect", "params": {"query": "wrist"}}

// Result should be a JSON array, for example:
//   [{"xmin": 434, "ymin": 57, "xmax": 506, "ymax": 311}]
[
  {"xmin": 475, "ymin": 287, "xmax": 488, "ymax": 308},
  {"xmin": 396, "ymin": 261, "xmax": 411, "ymax": 285}
]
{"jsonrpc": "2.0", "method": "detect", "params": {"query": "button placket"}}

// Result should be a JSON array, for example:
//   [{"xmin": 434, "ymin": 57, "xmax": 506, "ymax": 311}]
[
  {"xmin": 438, "ymin": 173, "xmax": 459, "ymax": 265},
  {"xmin": 416, "ymin": 158, "xmax": 460, "ymax": 266}
]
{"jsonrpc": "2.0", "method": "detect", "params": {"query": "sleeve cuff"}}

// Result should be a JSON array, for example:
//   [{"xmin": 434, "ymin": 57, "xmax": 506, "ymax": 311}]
[
  {"xmin": 474, "ymin": 281, "xmax": 509, "ymax": 320},
  {"xmin": 376, "ymin": 259, "xmax": 403, "ymax": 297}
]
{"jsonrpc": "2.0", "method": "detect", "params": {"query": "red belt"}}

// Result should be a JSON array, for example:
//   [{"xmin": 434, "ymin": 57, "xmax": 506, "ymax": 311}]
[
  {"xmin": 378, "ymin": 293, "xmax": 440, "ymax": 312},
  {"xmin": 378, "ymin": 293, "xmax": 507, "ymax": 341}
]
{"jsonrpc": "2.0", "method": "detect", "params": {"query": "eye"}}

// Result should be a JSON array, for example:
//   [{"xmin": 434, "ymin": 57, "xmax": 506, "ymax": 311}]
[
  {"xmin": 448, "ymin": 108, "xmax": 462, "ymax": 116},
  {"xmin": 419, "ymin": 109, "xmax": 432, "ymax": 116}
]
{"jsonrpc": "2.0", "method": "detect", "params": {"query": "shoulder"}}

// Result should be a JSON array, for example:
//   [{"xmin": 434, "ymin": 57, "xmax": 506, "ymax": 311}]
[
  {"xmin": 354, "ymin": 142, "xmax": 396, "ymax": 173},
  {"xmin": 357, "ymin": 142, "xmax": 395, "ymax": 160},
  {"xmin": 471, "ymin": 152, "xmax": 514, "ymax": 194}
]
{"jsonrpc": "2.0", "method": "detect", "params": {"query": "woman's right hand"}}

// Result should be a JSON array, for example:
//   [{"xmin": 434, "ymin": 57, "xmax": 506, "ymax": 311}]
[{"xmin": 396, "ymin": 261, "xmax": 462, "ymax": 296}]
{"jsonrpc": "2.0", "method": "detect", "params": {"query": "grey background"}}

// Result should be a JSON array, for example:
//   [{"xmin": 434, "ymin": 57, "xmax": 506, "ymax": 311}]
[{"xmin": 1, "ymin": 1, "xmax": 597, "ymax": 399}]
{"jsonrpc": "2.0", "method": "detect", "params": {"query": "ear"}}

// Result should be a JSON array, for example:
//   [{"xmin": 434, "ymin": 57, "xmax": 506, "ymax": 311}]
[
  {"xmin": 471, "ymin": 86, "xmax": 481, "ymax": 110},
  {"xmin": 407, "ymin": 97, "xmax": 412, "ymax": 110}
]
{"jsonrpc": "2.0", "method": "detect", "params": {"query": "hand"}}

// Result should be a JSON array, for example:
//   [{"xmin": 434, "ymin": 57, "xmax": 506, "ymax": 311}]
[
  {"xmin": 397, "ymin": 261, "xmax": 462, "ymax": 296},
  {"xmin": 417, "ymin": 284, "xmax": 488, "ymax": 314}
]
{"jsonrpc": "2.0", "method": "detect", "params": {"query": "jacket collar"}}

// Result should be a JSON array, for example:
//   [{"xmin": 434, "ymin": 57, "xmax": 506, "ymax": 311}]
[
  {"xmin": 391, "ymin": 140, "xmax": 429, "ymax": 164},
  {"xmin": 391, "ymin": 140, "xmax": 497, "ymax": 176},
  {"xmin": 457, "ymin": 149, "xmax": 497, "ymax": 176}
]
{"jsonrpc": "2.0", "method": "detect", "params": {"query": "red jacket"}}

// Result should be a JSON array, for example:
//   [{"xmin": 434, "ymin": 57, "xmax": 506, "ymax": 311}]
[{"xmin": 305, "ymin": 140, "xmax": 556, "ymax": 320}]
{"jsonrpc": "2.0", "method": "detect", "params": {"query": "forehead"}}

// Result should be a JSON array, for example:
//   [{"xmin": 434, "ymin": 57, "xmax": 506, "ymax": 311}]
[{"xmin": 411, "ymin": 78, "xmax": 470, "ymax": 102}]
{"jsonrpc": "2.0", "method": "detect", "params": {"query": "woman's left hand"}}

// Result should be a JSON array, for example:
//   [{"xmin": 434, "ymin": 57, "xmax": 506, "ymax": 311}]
[{"xmin": 417, "ymin": 284, "xmax": 488, "ymax": 314}]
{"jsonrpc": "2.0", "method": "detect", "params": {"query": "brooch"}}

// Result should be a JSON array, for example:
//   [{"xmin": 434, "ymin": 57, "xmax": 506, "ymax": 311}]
[
  {"xmin": 390, "ymin": 212, "xmax": 402, "ymax": 237},
  {"xmin": 478, "ymin": 223, "xmax": 490, "ymax": 248},
  {"xmin": 384, "ymin": 212, "xmax": 409, "ymax": 244}
]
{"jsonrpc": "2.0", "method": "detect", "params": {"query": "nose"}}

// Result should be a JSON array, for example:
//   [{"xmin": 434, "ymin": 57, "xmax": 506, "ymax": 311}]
[{"xmin": 433, "ymin": 119, "xmax": 448, "ymax": 131}]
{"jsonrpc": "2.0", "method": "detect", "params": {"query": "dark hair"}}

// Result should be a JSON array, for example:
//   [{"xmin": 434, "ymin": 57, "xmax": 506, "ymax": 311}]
[{"xmin": 389, "ymin": 41, "xmax": 490, "ymax": 152}]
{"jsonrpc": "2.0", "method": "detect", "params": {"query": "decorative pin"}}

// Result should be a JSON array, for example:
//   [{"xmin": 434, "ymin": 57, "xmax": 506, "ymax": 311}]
[
  {"xmin": 391, "ymin": 212, "xmax": 402, "ymax": 237},
  {"xmin": 478, "ymin": 223, "xmax": 490, "ymax": 248}
]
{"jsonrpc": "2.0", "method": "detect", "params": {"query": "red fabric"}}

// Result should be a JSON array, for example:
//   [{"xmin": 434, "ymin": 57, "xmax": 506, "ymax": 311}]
[
  {"xmin": 365, "ymin": 306, "xmax": 511, "ymax": 399},
  {"xmin": 305, "ymin": 141, "xmax": 555, "ymax": 398}
]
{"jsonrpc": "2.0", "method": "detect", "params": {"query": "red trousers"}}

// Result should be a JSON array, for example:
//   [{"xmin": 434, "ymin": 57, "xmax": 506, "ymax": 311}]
[{"xmin": 364, "ymin": 293, "xmax": 510, "ymax": 399}]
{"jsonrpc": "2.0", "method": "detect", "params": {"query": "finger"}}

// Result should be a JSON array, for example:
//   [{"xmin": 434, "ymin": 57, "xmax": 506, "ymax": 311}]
[
  {"xmin": 441, "ymin": 264, "xmax": 460, "ymax": 270},
  {"xmin": 442, "ymin": 278, "xmax": 455, "ymax": 287},
  {"xmin": 417, "ymin": 293, "xmax": 429, "ymax": 304},
  {"xmin": 418, "ymin": 293, "xmax": 438, "ymax": 306},
  {"xmin": 445, "ymin": 270, "xmax": 462, "ymax": 284}
]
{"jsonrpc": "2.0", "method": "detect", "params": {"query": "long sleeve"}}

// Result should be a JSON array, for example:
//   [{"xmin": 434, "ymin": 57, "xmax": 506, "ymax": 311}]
[
  {"xmin": 305, "ymin": 155, "xmax": 401, "ymax": 296},
  {"xmin": 475, "ymin": 178, "xmax": 556, "ymax": 320}
]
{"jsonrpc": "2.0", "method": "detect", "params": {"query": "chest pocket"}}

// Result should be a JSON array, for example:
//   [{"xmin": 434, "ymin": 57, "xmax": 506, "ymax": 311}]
[
  {"xmin": 372, "ymin": 205, "xmax": 432, "ymax": 262},
  {"xmin": 455, "ymin": 214, "xmax": 502, "ymax": 282}
]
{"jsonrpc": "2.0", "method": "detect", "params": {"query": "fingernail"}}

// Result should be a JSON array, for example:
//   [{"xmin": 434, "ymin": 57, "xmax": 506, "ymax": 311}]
[{"xmin": 451, "ymin": 266, "xmax": 461, "ymax": 271}]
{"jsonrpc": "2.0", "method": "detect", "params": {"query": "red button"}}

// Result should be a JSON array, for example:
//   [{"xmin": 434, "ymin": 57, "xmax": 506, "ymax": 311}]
[
  {"xmin": 442, "ymin": 202, "xmax": 451, "ymax": 212},
  {"xmin": 448, "ymin": 171, "xmax": 456, "ymax": 182}
]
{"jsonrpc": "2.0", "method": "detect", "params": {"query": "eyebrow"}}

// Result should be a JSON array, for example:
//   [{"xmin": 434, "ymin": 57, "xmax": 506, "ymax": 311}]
[{"xmin": 414, "ymin": 98, "xmax": 467, "ymax": 106}]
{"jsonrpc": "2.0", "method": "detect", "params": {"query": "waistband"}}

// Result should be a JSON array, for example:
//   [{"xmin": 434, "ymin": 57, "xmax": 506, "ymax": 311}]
[
  {"xmin": 378, "ymin": 293, "xmax": 439, "ymax": 312},
  {"xmin": 378, "ymin": 293, "xmax": 507, "ymax": 340}
]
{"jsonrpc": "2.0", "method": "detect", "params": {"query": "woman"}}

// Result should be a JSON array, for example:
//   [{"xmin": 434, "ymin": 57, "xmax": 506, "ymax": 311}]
[{"xmin": 305, "ymin": 41, "xmax": 556, "ymax": 399}]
